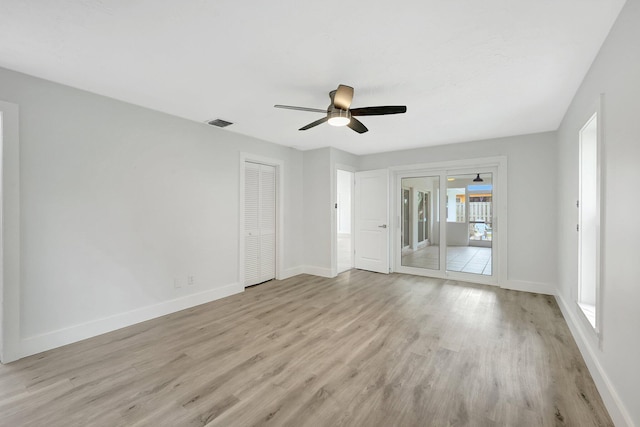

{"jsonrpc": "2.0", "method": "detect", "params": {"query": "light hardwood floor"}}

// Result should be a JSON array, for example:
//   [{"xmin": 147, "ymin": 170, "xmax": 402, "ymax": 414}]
[{"xmin": 0, "ymin": 270, "xmax": 613, "ymax": 426}]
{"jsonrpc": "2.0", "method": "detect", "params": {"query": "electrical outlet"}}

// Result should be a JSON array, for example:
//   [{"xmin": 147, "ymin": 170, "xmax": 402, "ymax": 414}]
[
  {"xmin": 188, "ymin": 275, "xmax": 195, "ymax": 286},
  {"xmin": 174, "ymin": 278, "xmax": 182, "ymax": 289}
]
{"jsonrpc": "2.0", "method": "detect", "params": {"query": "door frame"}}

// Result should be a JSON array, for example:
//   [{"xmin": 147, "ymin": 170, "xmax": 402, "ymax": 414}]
[
  {"xmin": 577, "ymin": 106, "xmax": 603, "ymax": 337},
  {"xmin": 332, "ymin": 166, "xmax": 355, "ymax": 276},
  {"xmin": 239, "ymin": 153, "xmax": 284, "ymax": 288},
  {"xmin": 390, "ymin": 156, "xmax": 507, "ymax": 287}
]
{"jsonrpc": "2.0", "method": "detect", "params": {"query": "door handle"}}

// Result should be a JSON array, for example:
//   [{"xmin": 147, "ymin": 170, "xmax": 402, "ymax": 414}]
[{"xmin": 378, "ymin": 224, "xmax": 387, "ymax": 228}]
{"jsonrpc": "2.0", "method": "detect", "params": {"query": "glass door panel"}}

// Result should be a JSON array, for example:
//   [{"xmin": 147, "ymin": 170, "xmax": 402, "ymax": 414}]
[
  {"xmin": 401, "ymin": 176, "xmax": 440, "ymax": 270},
  {"xmin": 402, "ymin": 188, "xmax": 410, "ymax": 247},
  {"xmin": 445, "ymin": 173, "xmax": 493, "ymax": 276}
]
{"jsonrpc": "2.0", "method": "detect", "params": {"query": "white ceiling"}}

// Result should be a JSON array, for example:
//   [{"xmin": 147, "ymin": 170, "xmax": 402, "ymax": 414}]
[{"xmin": 0, "ymin": 0, "xmax": 626, "ymax": 155}]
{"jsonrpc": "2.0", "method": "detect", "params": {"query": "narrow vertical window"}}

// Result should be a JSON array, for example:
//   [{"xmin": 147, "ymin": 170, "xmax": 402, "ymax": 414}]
[{"xmin": 578, "ymin": 112, "xmax": 600, "ymax": 330}]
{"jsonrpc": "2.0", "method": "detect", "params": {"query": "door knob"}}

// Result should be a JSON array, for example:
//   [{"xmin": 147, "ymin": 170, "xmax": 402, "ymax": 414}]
[{"xmin": 378, "ymin": 224, "xmax": 387, "ymax": 228}]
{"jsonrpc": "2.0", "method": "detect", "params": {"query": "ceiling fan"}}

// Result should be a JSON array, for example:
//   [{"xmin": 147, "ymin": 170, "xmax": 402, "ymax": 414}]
[{"xmin": 274, "ymin": 84, "xmax": 407, "ymax": 134}]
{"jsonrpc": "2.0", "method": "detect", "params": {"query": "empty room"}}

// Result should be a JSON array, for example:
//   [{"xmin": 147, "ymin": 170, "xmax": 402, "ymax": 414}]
[{"xmin": 1, "ymin": 1, "xmax": 639, "ymax": 426}]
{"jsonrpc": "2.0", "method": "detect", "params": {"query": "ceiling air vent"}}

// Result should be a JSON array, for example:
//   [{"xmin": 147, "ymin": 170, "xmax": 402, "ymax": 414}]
[{"xmin": 206, "ymin": 118, "xmax": 233, "ymax": 128}]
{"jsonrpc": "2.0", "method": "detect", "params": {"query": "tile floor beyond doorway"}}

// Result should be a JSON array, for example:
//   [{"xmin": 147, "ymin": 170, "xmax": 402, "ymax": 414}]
[{"xmin": 402, "ymin": 245, "xmax": 492, "ymax": 276}]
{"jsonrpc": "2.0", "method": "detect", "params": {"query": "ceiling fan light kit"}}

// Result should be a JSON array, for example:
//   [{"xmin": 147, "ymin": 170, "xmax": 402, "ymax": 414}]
[
  {"xmin": 328, "ymin": 108, "xmax": 351, "ymax": 126},
  {"xmin": 275, "ymin": 84, "xmax": 407, "ymax": 134}
]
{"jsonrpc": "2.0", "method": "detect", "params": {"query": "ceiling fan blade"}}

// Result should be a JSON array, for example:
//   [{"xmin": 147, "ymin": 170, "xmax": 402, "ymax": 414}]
[
  {"xmin": 299, "ymin": 116, "xmax": 329, "ymax": 131},
  {"xmin": 333, "ymin": 85, "xmax": 354, "ymax": 110},
  {"xmin": 274, "ymin": 105, "xmax": 327, "ymax": 113},
  {"xmin": 347, "ymin": 118, "xmax": 368, "ymax": 134},
  {"xmin": 350, "ymin": 106, "xmax": 407, "ymax": 116}
]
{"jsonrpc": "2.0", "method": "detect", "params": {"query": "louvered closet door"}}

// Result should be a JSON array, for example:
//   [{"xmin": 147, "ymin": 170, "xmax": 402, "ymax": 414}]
[
  {"xmin": 259, "ymin": 165, "xmax": 276, "ymax": 281},
  {"xmin": 244, "ymin": 162, "xmax": 276, "ymax": 287},
  {"xmin": 244, "ymin": 163, "xmax": 260, "ymax": 286}
]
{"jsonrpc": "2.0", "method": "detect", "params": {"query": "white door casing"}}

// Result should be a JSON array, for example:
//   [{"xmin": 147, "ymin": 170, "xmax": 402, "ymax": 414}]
[
  {"xmin": 336, "ymin": 169, "xmax": 354, "ymax": 274},
  {"xmin": 355, "ymin": 169, "xmax": 389, "ymax": 274}
]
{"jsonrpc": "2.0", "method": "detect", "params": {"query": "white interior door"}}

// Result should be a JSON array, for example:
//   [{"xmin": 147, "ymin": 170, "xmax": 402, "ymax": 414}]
[
  {"xmin": 244, "ymin": 162, "xmax": 276, "ymax": 286},
  {"xmin": 355, "ymin": 169, "xmax": 389, "ymax": 274}
]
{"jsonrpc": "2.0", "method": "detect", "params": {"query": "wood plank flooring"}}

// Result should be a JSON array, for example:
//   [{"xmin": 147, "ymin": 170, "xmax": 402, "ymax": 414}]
[{"xmin": 0, "ymin": 270, "xmax": 613, "ymax": 426}]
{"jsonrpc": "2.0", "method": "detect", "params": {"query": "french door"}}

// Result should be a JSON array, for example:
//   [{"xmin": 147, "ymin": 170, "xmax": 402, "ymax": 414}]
[{"xmin": 394, "ymin": 165, "xmax": 500, "ymax": 286}]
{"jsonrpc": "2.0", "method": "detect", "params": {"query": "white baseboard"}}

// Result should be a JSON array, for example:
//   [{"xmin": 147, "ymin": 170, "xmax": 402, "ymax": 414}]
[
  {"xmin": 279, "ymin": 266, "xmax": 305, "ymax": 280},
  {"xmin": 303, "ymin": 266, "xmax": 335, "ymax": 278},
  {"xmin": 555, "ymin": 293, "xmax": 634, "ymax": 427},
  {"xmin": 502, "ymin": 279, "xmax": 554, "ymax": 295},
  {"xmin": 19, "ymin": 282, "xmax": 243, "ymax": 359}
]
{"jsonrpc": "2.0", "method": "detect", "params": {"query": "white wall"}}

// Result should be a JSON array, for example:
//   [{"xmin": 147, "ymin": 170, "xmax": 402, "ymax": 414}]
[
  {"xmin": 0, "ymin": 67, "xmax": 304, "ymax": 360},
  {"xmin": 301, "ymin": 147, "xmax": 360, "ymax": 277},
  {"xmin": 556, "ymin": 0, "xmax": 640, "ymax": 425},
  {"xmin": 302, "ymin": 148, "xmax": 332, "ymax": 277},
  {"xmin": 0, "ymin": 99, "xmax": 20, "ymax": 363},
  {"xmin": 359, "ymin": 132, "xmax": 557, "ymax": 294},
  {"xmin": 446, "ymin": 223, "xmax": 469, "ymax": 246}
]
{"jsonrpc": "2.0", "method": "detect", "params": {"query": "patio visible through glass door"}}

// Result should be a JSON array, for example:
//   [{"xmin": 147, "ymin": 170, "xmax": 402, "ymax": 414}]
[{"xmin": 445, "ymin": 173, "xmax": 493, "ymax": 276}]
